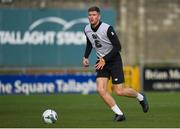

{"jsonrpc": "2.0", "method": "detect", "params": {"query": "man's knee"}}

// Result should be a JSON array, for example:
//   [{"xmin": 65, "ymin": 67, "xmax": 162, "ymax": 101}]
[
  {"xmin": 96, "ymin": 78, "xmax": 108, "ymax": 96},
  {"xmin": 113, "ymin": 83, "xmax": 125, "ymax": 96},
  {"xmin": 97, "ymin": 87, "xmax": 107, "ymax": 96}
]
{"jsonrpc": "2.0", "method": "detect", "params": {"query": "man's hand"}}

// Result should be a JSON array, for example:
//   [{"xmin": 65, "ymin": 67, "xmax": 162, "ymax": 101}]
[
  {"xmin": 95, "ymin": 58, "xmax": 105, "ymax": 70},
  {"xmin": 82, "ymin": 57, "xmax": 89, "ymax": 67}
]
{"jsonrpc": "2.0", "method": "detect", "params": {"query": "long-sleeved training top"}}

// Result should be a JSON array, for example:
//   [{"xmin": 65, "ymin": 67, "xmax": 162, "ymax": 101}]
[{"xmin": 84, "ymin": 21, "xmax": 122, "ymax": 62}]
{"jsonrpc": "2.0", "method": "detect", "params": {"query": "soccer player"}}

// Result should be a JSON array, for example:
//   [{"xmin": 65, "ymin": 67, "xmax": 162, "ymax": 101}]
[{"xmin": 82, "ymin": 6, "xmax": 149, "ymax": 122}]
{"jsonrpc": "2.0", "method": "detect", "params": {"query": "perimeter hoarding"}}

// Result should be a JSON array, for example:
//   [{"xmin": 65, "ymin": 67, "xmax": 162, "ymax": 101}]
[
  {"xmin": 0, "ymin": 74, "xmax": 96, "ymax": 95},
  {"xmin": 0, "ymin": 8, "xmax": 116, "ymax": 67},
  {"xmin": 143, "ymin": 67, "xmax": 180, "ymax": 91}
]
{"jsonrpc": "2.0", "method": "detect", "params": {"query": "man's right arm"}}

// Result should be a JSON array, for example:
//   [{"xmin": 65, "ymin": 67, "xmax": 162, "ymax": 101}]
[
  {"xmin": 84, "ymin": 36, "xmax": 92, "ymax": 58},
  {"xmin": 83, "ymin": 35, "xmax": 92, "ymax": 67}
]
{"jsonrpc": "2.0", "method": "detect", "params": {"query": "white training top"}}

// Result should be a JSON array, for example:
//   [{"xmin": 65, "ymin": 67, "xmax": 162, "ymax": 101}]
[{"xmin": 84, "ymin": 22, "xmax": 113, "ymax": 58}]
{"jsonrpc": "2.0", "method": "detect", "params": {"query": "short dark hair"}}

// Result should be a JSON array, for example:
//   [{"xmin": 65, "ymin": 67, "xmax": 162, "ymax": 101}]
[{"xmin": 88, "ymin": 6, "xmax": 100, "ymax": 13}]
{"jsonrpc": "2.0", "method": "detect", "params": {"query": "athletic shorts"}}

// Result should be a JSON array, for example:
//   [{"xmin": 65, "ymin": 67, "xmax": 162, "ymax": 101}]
[{"xmin": 96, "ymin": 55, "xmax": 125, "ymax": 84}]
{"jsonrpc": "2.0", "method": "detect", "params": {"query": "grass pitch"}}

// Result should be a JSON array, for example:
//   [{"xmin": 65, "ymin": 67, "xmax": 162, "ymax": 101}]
[{"xmin": 0, "ymin": 92, "xmax": 180, "ymax": 128}]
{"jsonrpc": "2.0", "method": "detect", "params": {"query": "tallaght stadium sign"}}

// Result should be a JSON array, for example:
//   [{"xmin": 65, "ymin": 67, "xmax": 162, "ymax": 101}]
[{"xmin": 0, "ymin": 17, "xmax": 88, "ymax": 45}]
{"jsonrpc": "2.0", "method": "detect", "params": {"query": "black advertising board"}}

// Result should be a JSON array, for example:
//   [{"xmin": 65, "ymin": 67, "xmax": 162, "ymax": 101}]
[{"xmin": 143, "ymin": 67, "xmax": 180, "ymax": 91}]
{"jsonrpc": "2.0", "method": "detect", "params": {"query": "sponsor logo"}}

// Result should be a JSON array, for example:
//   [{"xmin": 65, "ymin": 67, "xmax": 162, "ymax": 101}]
[
  {"xmin": 29, "ymin": 17, "xmax": 88, "ymax": 31},
  {"xmin": 0, "ymin": 17, "xmax": 89, "ymax": 45},
  {"xmin": 114, "ymin": 78, "xmax": 118, "ymax": 81}
]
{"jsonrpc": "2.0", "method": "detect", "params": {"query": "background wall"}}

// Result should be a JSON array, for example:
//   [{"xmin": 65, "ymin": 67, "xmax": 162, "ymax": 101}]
[
  {"xmin": 0, "ymin": 0, "xmax": 180, "ymax": 67},
  {"xmin": 0, "ymin": 8, "xmax": 115, "ymax": 68}
]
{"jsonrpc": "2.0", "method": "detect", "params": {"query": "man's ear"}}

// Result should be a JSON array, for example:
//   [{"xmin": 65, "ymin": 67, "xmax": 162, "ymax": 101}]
[{"xmin": 99, "ymin": 14, "xmax": 101, "ymax": 20}]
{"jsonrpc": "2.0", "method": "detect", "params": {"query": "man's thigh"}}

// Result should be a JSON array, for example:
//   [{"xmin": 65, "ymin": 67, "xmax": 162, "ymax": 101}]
[{"xmin": 96, "ymin": 77, "xmax": 109, "ymax": 91}]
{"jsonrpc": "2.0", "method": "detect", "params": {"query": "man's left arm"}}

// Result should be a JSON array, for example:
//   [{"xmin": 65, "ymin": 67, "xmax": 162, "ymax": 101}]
[{"xmin": 103, "ymin": 26, "xmax": 121, "ymax": 62}]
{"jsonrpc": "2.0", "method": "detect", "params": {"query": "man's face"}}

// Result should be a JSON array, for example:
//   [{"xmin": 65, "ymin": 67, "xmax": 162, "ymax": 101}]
[{"xmin": 88, "ymin": 11, "xmax": 100, "ymax": 26}]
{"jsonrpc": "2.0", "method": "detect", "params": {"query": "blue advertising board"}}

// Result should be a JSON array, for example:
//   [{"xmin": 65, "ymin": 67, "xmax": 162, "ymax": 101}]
[{"xmin": 0, "ymin": 74, "xmax": 96, "ymax": 95}]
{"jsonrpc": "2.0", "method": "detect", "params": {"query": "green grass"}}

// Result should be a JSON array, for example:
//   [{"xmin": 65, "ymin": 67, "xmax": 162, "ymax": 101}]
[{"xmin": 0, "ymin": 92, "xmax": 180, "ymax": 128}]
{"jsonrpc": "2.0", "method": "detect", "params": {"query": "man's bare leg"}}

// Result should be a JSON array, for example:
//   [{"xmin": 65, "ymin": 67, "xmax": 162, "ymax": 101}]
[{"xmin": 96, "ymin": 78, "xmax": 125, "ymax": 121}]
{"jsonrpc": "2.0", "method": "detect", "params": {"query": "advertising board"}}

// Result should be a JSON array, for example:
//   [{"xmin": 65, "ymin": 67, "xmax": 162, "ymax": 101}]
[
  {"xmin": 0, "ymin": 74, "xmax": 96, "ymax": 95},
  {"xmin": 143, "ymin": 67, "xmax": 180, "ymax": 91}
]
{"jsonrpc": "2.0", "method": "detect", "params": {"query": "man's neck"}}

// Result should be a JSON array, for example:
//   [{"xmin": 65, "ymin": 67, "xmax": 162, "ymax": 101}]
[
  {"xmin": 92, "ymin": 21, "xmax": 100, "ymax": 29},
  {"xmin": 91, "ymin": 21, "xmax": 102, "ymax": 32}
]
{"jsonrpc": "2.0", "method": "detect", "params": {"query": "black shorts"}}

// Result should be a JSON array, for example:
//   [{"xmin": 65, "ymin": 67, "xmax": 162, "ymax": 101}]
[{"xmin": 96, "ymin": 55, "xmax": 125, "ymax": 84}]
